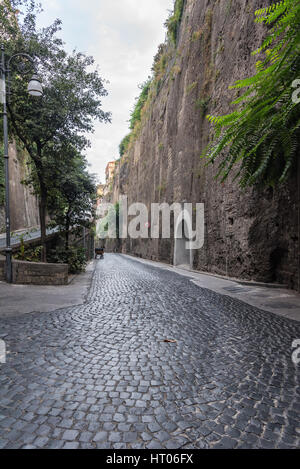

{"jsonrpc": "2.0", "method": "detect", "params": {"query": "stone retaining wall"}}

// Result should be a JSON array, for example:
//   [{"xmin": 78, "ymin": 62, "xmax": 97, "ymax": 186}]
[
  {"xmin": 0, "ymin": 141, "xmax": 40, "ymax": 233},
  {"xmin": 0, "ymin": 255, "xmax": 68, "ymax": 285}
]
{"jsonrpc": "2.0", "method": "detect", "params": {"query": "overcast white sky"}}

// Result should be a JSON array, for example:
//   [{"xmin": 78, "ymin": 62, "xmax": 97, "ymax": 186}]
[{"xmin": 37, "ymin": 0, "xmax": 174, "ymax": 183}]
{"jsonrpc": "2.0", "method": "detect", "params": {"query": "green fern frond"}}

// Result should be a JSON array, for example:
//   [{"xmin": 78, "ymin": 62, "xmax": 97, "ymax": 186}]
[{"xmin": 204, "ymin": 0, "xmax": 300, "ymax": 187}]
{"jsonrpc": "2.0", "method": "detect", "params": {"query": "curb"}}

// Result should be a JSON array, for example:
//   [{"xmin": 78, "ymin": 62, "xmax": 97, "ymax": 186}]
[{"xmin": 121, "ymin": 253, "xmax": 288, "ymax": 290}]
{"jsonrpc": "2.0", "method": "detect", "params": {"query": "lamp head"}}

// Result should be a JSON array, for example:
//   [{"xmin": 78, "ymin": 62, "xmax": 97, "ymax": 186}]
[{"xmin": 27, "ymin": 74, "xmax": 43, "ymax": 97}]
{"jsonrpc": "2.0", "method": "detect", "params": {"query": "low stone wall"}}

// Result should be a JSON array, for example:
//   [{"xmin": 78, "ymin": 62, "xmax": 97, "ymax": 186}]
[{"xmin": 0, "ymin": 255, "xmax": 68, "ymax": 285}]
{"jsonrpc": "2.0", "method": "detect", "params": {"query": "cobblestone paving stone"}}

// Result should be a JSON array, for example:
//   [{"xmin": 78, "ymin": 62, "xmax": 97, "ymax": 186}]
[{"xmin": 0, "ymin": 254, "xmax": 300, "ymax": 449}]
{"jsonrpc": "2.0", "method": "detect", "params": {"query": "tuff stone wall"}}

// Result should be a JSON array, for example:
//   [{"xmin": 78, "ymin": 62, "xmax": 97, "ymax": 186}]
[
  {"xmin": 109, "ymin": 0, "xmax": 299, "ymax": 291},
  {"xmin": 0, "ymin": 140, "xmax": 39, "ymax": 233},
  {"xmin": 0, "ymin": 255, "xmax": 68, "ymax": 285}
]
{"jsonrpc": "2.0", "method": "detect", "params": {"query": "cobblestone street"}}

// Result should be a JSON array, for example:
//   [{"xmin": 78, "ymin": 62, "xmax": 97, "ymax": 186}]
[{"xmin": 0, "ymin": 254, "xmax": 299, "ymax": 449}]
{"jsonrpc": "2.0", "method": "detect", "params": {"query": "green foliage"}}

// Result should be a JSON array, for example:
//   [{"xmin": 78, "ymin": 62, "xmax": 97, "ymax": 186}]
[
  {"xmin": 0, "ymin": 0, "xmax": 110, "ymax": 258},
  {"xmin": 48, "ymin": 246, "xmax": 87, "ymax": 274},
  {"xmin": 13, "ymin": 232, "xmax": 27, "ymax": 261},
  {"xmin": 118, "ymin": 79, "xmax": 151, "ymax": 157},
  {"xmin": 13, "ymin": 230, "xmax": 43, "ymax": 262},
  {"xmin": 67, "ymin": 247, "xmax": 87, "ymax": 274},
  {"xmin": 14, "ymin": 244, "xmax": 42, "ymax": 262},
  {"xmin": 204, "ymin": 0, "xmax": 300, "ymax": 187},
  {"xmin": 119, "ymin": 134, "xmax": 131, "ymax": 157},
  {"xmin": 12, "ymin": 229, "xmax": 87, "ymax": 272},
  {"xmin": 45, "ymin": 145, "xmax": 97, "ymax": 252},
  {"xmin": 129, "ymin": 79, "xmax": 151, "ymax": 130},
  {"xmin": 0, "ymin": 0, "xmax": 31, "ymax": 40},
  {"xmin": 7, "ymin": 15, "xmax": 110, "ymax": 153},
  {"xmin": 152, "ymin": 44, "xmax": 168, "ymax": 81},
  {"xmin": 165, "ymin": 0, "xmax": 185, "ymax": 44},
  {"xmin": 195, "ymin": 96, "xmax": 211, "ymax": 118}
]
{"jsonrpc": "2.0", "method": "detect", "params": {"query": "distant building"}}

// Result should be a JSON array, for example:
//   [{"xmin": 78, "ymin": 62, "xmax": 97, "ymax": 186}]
[
  {"xmin": 96, "ymin": 184, "xmax": 105, "ymax": 207},
  {"xmin": 105, "ymin": 161, "xmax": 116, "ymax": 183},
  {"xmin": 97, "ymin": 184, "xmax": 104, "ymax": 198}
]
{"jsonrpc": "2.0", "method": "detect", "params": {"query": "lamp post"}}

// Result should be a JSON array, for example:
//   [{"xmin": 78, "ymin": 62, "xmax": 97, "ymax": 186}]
[{"xmin": 0, "ymin": 44, "xmax": 42, "ymax": 283}]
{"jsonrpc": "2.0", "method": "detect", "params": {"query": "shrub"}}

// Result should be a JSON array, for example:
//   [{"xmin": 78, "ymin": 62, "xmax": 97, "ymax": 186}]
[
  {"xmin": 118, "ymin": 79, "xmax": 152, "ymax": 157},
  {"xmin": 66, "ymin": 247, "xmax": 87, "ymax": 274},
  {"xmin": 165, "ymin": 0, "xmax": 185, "ymax": 44},
  {"xmin": 14, "ymin": 241, "xmax": 42, "ymax": 263},
  {"xmin": 48, "ymin": 246, "xmax": 87, "ymax": 274},
  {"xmin": 129, "ymin": 79, "xmax": 152, "ymax": 130},
  {"xmin": 119, "ymin": 134, "xmax": 131, "ymax": 157}
]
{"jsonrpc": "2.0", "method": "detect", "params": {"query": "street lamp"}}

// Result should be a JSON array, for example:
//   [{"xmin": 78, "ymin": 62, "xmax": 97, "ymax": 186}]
[
  {"xmin": 27, "ymin": 74, "xmax": 43, "ymax": 97},
  {"xmin": 0, "ymin": 44, "xmax": 42, "ymax": 283}
]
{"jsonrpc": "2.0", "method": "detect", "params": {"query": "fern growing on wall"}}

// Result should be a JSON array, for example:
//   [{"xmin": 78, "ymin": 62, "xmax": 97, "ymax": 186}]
[{"xmin": 204, "ymin": 0, "xmax": 300, "ymax": 187}]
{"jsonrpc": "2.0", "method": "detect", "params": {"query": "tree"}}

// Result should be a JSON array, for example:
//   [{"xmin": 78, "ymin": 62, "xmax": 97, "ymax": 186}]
[
  {"xmin": 204, "ymin": 0, "xmax": 300, "ymax": 188},
  {"xmin": 1, "ymin": 1, "xmax": 110, "ymax": 260},
  {"xmin": 0, "ymin": 0, "xmax": 23, "ymax": 39},
  {"xmin": 47, "ymin": 146, "xmax": 96, "ymax": 255}
]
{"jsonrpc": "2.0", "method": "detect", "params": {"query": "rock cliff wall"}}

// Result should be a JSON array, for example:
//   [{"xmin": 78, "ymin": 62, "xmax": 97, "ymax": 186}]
[
  {"xmin": 0, "ymin": 140, "xmax": 39, "ymax": 233},
  {"xmin": 109, "ymin": 0, "xmax": 300, "ymax": 291}
]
